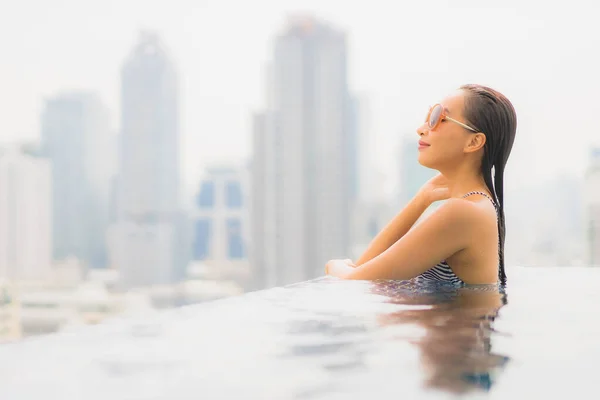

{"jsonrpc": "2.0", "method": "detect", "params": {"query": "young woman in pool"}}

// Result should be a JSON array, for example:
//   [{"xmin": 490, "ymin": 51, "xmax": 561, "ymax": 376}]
[{"xmin": 326, "ymin": 84, "xmax": 517, "ymax": 285}]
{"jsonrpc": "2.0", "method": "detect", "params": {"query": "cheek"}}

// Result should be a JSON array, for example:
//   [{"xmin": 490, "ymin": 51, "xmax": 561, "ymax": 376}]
[
  {"xmin": 433, "ymin": 131, "xmax": 465, "ymax": 154},
  {"xmin": 417, "ymin": 136, "xmax": 463, "ymax": 167}
]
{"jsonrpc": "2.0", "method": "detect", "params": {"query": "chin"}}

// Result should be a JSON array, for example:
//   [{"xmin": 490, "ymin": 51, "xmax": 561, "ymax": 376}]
[{"xmin": 417, "ymin": 152, "xmax": 436, "ymax": 169}]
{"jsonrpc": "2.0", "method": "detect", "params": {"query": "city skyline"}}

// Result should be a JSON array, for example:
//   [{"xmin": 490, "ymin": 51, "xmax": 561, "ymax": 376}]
[
  {"xmin": 2, "ymin": 1, "xmax": 600, "ymax": 346},
  {"xmin": 0, "ymin": 3, "xmax": 598, "ymax": 277},
  {"xmin": 2, "ymin": 1, "xmax": 600, "ymax": 202}
]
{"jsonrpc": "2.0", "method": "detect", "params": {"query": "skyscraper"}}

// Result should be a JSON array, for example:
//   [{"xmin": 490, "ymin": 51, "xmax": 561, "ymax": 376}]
[
  {"xmin": 41, "ymin": 92, "xmax": 114, "ymax": 269},
  {"xmin": 190, "ymin": 165, "xmax": 251, "ymax": 289},
  {"xmin": 108, "ymin": 32, "xmax": 186, "ymax": 288},
  {"xmin": 0, "ymin": 145, "xmax": 52, "ymax": 282},
  {"xmin": 584, "ymin": 147, "xmax": 600, "ymax": 266},
  {"xmin": 252, "ymin": 16, "xmax": 356, "ymax": 288}
]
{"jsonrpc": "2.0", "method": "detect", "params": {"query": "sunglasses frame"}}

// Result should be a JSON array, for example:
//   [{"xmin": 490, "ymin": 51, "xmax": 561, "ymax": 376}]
[{"xmin": 426, "ymin": 104, "xmax": 479, "ymax": 133}]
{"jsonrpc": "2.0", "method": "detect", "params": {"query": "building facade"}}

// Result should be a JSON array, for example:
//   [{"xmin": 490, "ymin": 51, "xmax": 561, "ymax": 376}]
[
  {"xmin": 252, "ymin": 17, "xmax": 357, "ymax": 289},
  {"xmin": 191, "ymin": 166, "xmax": 250, "ymax": 289},
  {"xmin": 108, "ymin": 32, "xmax": 186, "ymax": 288},
  {"xmin": 41, "ymin": 92, "xmax": 115, "ymax": 268},
  {"xmin": 0, "ymin": 145, "xmax": 52, "ymax": 282}
]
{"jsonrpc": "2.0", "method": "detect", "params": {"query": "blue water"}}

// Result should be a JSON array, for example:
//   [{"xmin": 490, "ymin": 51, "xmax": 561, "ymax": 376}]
[{"xmin": 0, "ymin": 266, "xmax": 598, "ymax": 399}]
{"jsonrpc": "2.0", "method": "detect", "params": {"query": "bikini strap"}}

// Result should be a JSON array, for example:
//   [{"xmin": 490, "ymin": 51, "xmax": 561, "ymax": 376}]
[{"xmin": 462, "ymin": 191, "xmax": 498, "ymax": 210}]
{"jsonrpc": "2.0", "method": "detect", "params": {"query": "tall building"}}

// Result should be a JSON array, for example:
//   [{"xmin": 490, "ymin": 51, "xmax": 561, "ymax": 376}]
[
  {"xmin": 584, "ymin": 147, "xmax": 600, "ymax": 266},
  {"xmin": 0, "ymin": 145, "xmax": 52, "ymax": 282},
  {"xmin": 108, "ymin": 32, "xmax": 186, "ymax": 288},
  {"xmin": 252, "ymin": 16, "xmax": 356, "ymax": 288},
  {"xmin": 190, "ymin": 166, "xmax": 251, "ymax": 289},
  {"xmin": 41, "ymin": 92, "xmax": 115, "ymax": 268},
  {"xmin": 398, "ymin": 135, "xmax": 436, "ymax": 208}
]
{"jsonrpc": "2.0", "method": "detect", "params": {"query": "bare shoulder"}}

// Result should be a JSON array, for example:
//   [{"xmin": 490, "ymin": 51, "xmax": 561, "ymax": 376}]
[
  {"xmin": 433, "ymin": 197, "xmax": 488, "ymax": 219},
  {"xmin": 424, "ymin": 197, "xmax": 493, "ymax": 232}
]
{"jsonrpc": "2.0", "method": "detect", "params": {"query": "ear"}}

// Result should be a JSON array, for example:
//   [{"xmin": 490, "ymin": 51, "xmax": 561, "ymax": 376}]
[{"xmin": 464, "ymin": 133, "xmax": 486, "ymax": 153}]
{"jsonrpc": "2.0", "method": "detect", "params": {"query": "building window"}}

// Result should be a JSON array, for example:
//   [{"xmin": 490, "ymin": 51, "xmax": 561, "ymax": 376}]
[
  {"xmin": 193, "ymin": 218, "xmax": 211, "ymax": 260},
  {"xmin": 225, "ymin": 181, "xmax": 243, "ymax": 208},
  {"xmin": 197, "ymin": 181, "xmax": 215, "ymax": 208},
  {"xmin": 226, "ymin": 218, "xmax": 244, "ymax": 259}
]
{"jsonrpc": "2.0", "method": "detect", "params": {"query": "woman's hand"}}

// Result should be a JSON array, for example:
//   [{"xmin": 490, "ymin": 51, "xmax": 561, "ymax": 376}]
[
  {"xmin": 416, "ymin": 173, "xmax": 451, "ymax": 206},
  {"xmin": 325, "ymin": 259, "xmax": 356, "ymax": 278}
]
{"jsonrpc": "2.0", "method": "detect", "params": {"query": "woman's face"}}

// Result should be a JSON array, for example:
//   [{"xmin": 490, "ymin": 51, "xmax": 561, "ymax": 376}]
[{"xmin": 416, "ymin": 90, "xmax": 477, "ymax": 170}]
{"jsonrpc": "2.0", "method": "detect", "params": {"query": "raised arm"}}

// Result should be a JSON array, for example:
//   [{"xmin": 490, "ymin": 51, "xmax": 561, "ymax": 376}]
[
  {"xmin": 329, "ymin": 199, "xmax": 479, "ymax": 280},
  {"xmin": 355, "ymin": 196, "xmax": 430, "ymax": 265},
  {"xmin": 355, "ymin": 174, "xmax": 450, "ymax": 266}
]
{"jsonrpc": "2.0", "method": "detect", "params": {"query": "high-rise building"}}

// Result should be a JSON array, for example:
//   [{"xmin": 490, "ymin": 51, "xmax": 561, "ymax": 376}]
[
  {"xmin": 41, "ymin": 92, "xmax": 115, "ymax": 268},
  {"xmin": 108, "ymin": 32, "xmax": 186, "ymax": 288},
  {"xmin": 190, "ymin": 166, "xmax": 251, "ymax": 289},
  {"xmin": 0, "ymin": 145, "xmax": 52, "ymax": 282},
  {"xmin": 252, "ymin": 16, "xmax": 356, "ymax": 288},
  {"xmin": 584, "ymin": 147, "xmax": 600, "ymax": 266}
]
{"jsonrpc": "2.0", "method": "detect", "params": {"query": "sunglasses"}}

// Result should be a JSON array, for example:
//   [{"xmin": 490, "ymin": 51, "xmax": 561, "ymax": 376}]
[{"xmin": 425, "ymin": 104, "xmax": 478, "ymax": 133}]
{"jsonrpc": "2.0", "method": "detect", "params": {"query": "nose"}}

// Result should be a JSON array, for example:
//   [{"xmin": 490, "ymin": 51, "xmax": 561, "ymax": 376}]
[{"xmin": 416, "ymin": 122, "xmax": 428, "ymax": 137}]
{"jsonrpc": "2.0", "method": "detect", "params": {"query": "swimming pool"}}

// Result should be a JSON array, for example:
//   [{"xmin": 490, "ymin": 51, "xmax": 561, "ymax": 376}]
[{"xmin": 0, "ymin": 266, "xmax": 597, "ymax": 399}]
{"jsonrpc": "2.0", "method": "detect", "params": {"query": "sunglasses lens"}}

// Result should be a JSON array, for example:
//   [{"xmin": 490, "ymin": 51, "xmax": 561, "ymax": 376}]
[{"xmin": 429, "ymin": 105, "xmax": 442, "ymax": 129}]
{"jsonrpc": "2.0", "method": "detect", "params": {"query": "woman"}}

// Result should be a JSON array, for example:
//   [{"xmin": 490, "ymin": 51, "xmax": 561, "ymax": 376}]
[{"xmin": 326, "ymin": 84, "xmax": 517, "ymax": 285}]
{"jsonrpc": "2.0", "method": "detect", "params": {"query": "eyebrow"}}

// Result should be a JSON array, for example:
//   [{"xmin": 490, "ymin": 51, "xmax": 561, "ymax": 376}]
[{"xmin": 443, "ymin": 107, "xmax": 451, "ymax": 114}]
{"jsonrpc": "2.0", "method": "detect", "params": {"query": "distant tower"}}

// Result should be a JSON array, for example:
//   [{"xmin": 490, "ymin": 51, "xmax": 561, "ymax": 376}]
[
  {"xmin": 0, "ymin": 145, "xmax": 52, "ymax": 281},
  {"xmin": 251, "ymin": 16, "xmax": 356, "ymax": 288},
  {"xmin": 41, "ymin": 92, "xmax": 114, "ymax": 268},
  {"xmin": 190, "ymin": 165, "xmax": 251, "ymax": 289},
  {"xmin": 108, "ymin": 32, "xmax": 186, "ymax": 288}
]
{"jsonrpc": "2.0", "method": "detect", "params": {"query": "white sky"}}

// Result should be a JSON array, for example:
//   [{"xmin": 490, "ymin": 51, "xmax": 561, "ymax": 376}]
[{"xmin": 1, "ymin": 0, "xmax": 599, "ymax": 197}]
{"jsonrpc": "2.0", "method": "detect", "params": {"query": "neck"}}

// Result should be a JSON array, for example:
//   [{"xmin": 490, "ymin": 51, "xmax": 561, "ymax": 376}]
[{"xmin": 440, "ymin": 161, "xmax": 489, "ymax": 199}]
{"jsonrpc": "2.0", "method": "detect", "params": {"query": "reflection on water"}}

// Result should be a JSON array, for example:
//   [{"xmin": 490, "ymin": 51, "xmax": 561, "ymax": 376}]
[
  {"xmin": 0, "ymin": 276, "xmax": 513, "ymax": 399},
  {"xmin": 273, "ymin": 278, "xmax": 510, "ymax": 397},
  {"xmin": 372, "ymin": 281, "xmax": 509, "ymax": 394}
]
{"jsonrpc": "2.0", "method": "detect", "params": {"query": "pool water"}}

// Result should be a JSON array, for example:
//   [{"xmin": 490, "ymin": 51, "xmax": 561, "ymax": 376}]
[{"xmin": 0, "ymin": 266, "xmax": 598, "ymax": 399}]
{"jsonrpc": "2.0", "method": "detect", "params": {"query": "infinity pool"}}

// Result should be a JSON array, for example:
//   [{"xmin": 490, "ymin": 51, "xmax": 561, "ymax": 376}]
[{"xmin": 0, "ymin": 266, "xmax": 598, "ymax": 399}]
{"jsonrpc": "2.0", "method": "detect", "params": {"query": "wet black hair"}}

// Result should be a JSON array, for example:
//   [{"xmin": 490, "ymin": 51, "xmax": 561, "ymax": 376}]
[{"xmin": 460, "ymin": 84, "xmax": 517, "ymax": 285}]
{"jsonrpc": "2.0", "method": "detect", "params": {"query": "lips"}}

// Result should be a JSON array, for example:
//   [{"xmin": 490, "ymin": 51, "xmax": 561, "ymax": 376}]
[{"xmin": 418, "ymin": 140, "xmax": 430, "ymax": 147}]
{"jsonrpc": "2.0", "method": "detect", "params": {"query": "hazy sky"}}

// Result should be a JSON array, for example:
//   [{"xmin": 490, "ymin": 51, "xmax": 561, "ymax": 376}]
[{"xmin": 2, "ymin": 0, "xmax": 599, "ymax": 197}]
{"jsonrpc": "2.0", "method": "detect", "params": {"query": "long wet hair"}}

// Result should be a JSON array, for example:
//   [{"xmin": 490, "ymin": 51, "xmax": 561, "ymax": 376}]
[{"xmin": 459, "ymin": 84, "xmax": 517, "ymax": 285}]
